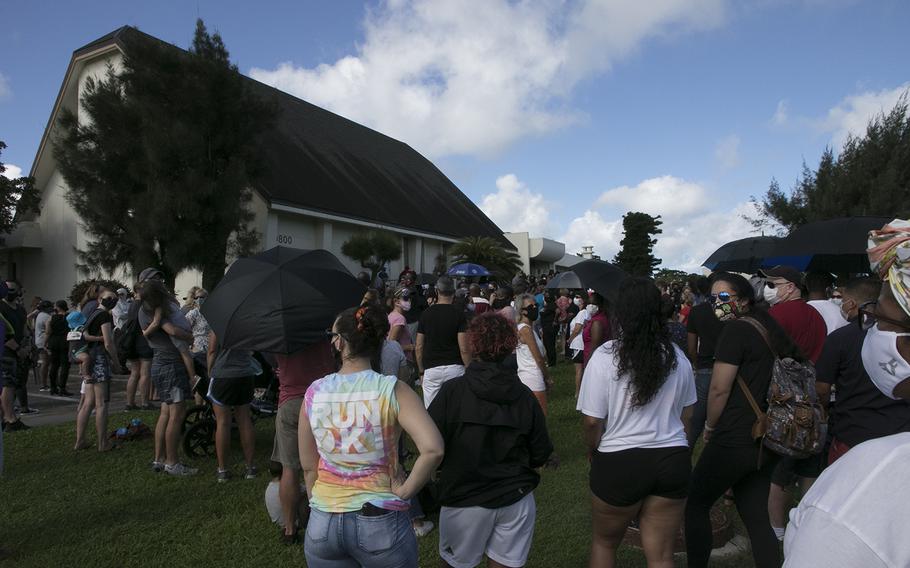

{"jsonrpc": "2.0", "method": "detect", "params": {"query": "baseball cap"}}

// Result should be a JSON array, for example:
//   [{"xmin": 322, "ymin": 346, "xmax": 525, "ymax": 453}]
[
  {"xmin": 138, "ymin": 267, "xmax": 164, "ymax": 283},
  {"xmin": 759, "ymin": 265, "xmax": 803, "ymax": 286},
  {"xmin": 116, "ymin": 288, "xmax": 128, "ymax": 295}
]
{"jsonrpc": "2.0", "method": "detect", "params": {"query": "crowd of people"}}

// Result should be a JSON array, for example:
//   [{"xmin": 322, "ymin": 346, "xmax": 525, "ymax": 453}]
[{"xmin": 2, "ymin": 218, "xmax": 910, "ymax": 567}]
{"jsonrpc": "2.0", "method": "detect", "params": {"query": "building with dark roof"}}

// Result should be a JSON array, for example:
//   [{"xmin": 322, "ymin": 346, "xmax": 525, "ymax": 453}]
[{"xmin": 3, "ymin": 26, "xmax": 506, "ymax": 299}]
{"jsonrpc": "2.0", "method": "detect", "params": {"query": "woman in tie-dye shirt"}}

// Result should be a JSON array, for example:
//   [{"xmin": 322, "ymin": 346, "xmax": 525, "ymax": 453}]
[{"xmin": 299, "ymin": 304, "xmax": 443, "ymax": 567}]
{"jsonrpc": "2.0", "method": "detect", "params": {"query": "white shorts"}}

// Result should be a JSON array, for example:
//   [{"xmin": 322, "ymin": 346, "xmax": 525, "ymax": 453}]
[
  {"xmin": 517, "ymin": 369, "xmax": 546, "ymax": 392},
  {"xmin": 439, "ymin": 492, "xmax": 536, "ymax": 568},
  {"xmin": 422, "ymin": 364, "xmax": 465, "ymax": 408}
]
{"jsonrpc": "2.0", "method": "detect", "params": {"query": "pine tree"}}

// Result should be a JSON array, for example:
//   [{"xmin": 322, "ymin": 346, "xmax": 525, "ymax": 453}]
[
  {"xmin": 54, "ymin": 20, "xmax": 277, "ymax": 289},
  {"xmin": 755, "ymin": 95, "xmax": 910, "ymax": 232},
  {"xmin": 613, "ymin": 212, "xmax": 662, "ymax": 277}
]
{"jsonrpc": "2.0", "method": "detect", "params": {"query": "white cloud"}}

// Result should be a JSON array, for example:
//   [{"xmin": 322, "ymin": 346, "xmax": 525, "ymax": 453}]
[
  {"xmin": 595, "ymin": 175, "xmax": 709, "ymax": 218},
  {"xmin": 772, "ymin": 99, "xmax": 788, "ymax": 125},
  {"xmin": 250, "ymin": 0, "xmax": 726, "ymax": 157},
  {"xmin": 821, "ymin": 82, "xmax": 910, "ymax": 149},
  {"xmin": 480, "ymin": 174, "xmax": 555, "ymax": 237},
  {"xmin": 1, "ymin": 163, "xmax": 22, "ymax": 180},
  {"xmin": 0, "ymin": 72, "xmax": 10, "ymax": 100},
  {"xmin": 655, "ymin": 201, "xmax": 770, "ymax": 272},
  {"xmin": 560, "ymin": 210, "xmax": 624, "ymax": 261},
  {"xmin": 559, "ymin": 175, "xmax": 773, "ymax": 272},
  {"xmin": 714, "ymin": 134, "xmax": 740, "ymax": 169}
]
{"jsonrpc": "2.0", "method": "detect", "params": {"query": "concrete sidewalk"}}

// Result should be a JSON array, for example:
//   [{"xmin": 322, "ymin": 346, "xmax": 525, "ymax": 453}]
[{"xmin": 10, "ymin": 371, "xmax": 150, "ymax": 428}]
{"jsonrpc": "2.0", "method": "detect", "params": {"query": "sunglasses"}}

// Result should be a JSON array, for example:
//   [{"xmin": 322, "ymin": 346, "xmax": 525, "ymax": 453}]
[
  {"xmin": 710, "ymin": 292, "xmax": 735, "ymax": 304},
  {"xmin": 858, "ymin": 302, "xmax": 910, "ymax": 332}
]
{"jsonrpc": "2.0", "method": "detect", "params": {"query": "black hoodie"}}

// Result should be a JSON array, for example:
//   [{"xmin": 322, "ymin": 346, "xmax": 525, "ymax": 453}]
[{"xmin": 427, "ymin": 360, "xmax": 553, "ymax": 508}]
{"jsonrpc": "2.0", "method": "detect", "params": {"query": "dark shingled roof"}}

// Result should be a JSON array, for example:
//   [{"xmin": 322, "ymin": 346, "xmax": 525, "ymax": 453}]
[{"xmin": 74, "ymin": 26, "xmax": 506, "ymax": 242}]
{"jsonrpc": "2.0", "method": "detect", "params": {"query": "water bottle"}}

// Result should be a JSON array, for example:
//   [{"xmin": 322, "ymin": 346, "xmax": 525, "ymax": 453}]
[
  {"xmin": 131, "ymin": 418, "xmax": 142, "ymax": 427},
  {"xmin": 116, "ymin": 427, "xmax": 128, "ymax": 438}
]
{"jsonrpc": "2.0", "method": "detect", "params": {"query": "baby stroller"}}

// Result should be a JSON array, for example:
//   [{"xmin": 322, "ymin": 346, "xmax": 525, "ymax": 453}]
[{"xmin": 182, "ymin": 352, "xmax": 278, "ymax": 459}]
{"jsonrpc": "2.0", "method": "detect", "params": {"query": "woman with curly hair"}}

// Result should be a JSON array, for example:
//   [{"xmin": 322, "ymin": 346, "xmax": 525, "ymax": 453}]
[
  {"xmin": 577, "ymin": 277, "xmax": 696, "ymax": 568},
  {"xmin": 428, "ymin": 312, "xmax": 553, "ymax": 568},
  {"xmin": 298, "ymin": 304, "xmax": 443, "ymax": 566}
]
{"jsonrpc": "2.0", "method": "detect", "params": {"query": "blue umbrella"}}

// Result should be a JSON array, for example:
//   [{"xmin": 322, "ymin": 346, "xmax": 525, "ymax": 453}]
[{"xmin": 447, "ymin": 263, "xmax": 491, "ymax": 277}]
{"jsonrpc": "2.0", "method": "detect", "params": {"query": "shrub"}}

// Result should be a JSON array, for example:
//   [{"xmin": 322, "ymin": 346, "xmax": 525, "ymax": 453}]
[{"xmin": 68, "ymin": 278, "xmax": 130, "ymax": 307}]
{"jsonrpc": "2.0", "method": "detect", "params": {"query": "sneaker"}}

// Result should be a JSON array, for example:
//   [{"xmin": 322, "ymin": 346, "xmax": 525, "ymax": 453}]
[
  {"xmin": 165, "ymin": 463, "xmax": 198, "ymax": 477},
  {"xmin": 216, "ymin": 469, "xmax": 231, "ymax": 483},
  {"xmin": 19, "ymin": 408, "xmax": 39, "ymax": 415},
  {"xmin": 60, "ymin": 390, "xmax": 73, "ymax": 397},
  {"xmin": 413, "ymin": 519, "xmax": 434, "ymax": 537},
  {"xmin": 39, "ymin": 386, "xmax": 50, "ymax": 392},
  {"xmin": 244, "ymin": 465, "xmax": 259, "ymax": 480},
  {"xmin": 5, "ymin": 419, "xmax": 29, "ymax": 431},
  {"xmin": 150, "ymin": 460, "xmax": 165, "ymax": 473}
]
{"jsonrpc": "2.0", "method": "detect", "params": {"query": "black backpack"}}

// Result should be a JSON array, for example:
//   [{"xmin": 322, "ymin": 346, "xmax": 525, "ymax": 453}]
[{"xmin": 116, "ymin": 315, "xmax": 139, "ymax": 357}]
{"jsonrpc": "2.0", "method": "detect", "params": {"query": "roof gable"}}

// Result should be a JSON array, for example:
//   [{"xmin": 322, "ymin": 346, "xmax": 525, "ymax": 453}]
[{"xmin": 43, "ymin": 26, "xmax": 505, "ymax": 243}]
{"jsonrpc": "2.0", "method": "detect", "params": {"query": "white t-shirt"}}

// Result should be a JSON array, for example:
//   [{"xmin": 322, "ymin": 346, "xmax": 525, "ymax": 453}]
[
  {"xmin": 784, "ymin": 433, "xmax": 910, "ymax": 568},
  {"xmin": 576, "ymin": 341, "xmax": 696, "ymax": 452},
  {"xmin": 568, "ymin": 309, "xmax": 589, "ymax": 351},
  {"xmin": 808, "ymin": 300, "xmax": 848, "ymax": 335},
  {"xmin": 265, "ymin": 480, "xmax": 309, "ymax": 527},
  {"xmin": 516, "ymin": 322, "xmax": 546, "ymax": 392}
]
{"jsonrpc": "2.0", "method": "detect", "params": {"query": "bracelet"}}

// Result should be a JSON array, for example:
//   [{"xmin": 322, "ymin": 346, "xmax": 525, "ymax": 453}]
[{"xmin": 704, "ymin": 422, "xmax": 715, "ymax": 432}]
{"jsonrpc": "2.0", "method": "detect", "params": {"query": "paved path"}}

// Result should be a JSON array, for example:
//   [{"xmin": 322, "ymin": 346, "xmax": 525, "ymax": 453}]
[{"xmin": 11, "ymin": 371, "xmax": 145, "ymax": 428}]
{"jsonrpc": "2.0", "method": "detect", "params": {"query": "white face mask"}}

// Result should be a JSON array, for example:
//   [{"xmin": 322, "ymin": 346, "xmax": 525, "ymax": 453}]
[
  {"xmin": 586, "ymin": 304, "xmax": 599, "ymax": 316},
  {"xmin": 763, "ymin": 284, "xmax": 781, "ymax": 305},
  {"xmin": 399, "ymin": 300, "xmax": 411, "ymax": 312},
  {"xmin": 861, "ymin": 323, "xmax": 910, "ymax": 399},
  {"xmin": 573, "ymin": 297, "xmax": 583, "ymax": 307}
]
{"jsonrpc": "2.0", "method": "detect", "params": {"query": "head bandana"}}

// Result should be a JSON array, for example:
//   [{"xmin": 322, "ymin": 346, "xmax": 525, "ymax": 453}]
[{"xmin": 867, "ymin": 219, "xmax": 910, "ymax": 319}]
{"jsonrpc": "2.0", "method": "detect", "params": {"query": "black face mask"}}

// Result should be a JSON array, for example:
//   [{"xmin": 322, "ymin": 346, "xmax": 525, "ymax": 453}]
[
  {"xmin": 524, "ymin": 305, "xmax": 539, "ymax": 322},
  {"xmin": 101, "ymin": 297, "xmax": 118, "ymax": 310},
  {"xmin": 6, "ymin": 290, "xmax": 19, "ymax": 301}
]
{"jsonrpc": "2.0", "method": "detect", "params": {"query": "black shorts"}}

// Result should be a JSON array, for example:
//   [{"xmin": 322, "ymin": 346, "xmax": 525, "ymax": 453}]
[
  {"xmin": 571, "ymin": 351, "xmax": 584, "ymax": 363},
  {"xmin": 771, "ymin": 453, "xmax": 826, "ymax": 486},
  {"xmin": 1, "ymin": 357, "xmax": 18, "ymax": 389},
  {"xmin": 590, "ymin": 446, "xmax": 691, "ymax": 507},
  {"xmin": 128, "ymin": 333, "xmax": 154, "ymax": 361},
  {"xmin": 207, "ymin": 375, "xmax": 254, "ymax": 407}
]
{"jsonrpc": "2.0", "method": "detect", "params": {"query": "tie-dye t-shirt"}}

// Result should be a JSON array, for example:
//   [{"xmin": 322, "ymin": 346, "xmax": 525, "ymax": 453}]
[{"xmin": 305, "ymin": 369, "xmax": 408, "ymax": 513}]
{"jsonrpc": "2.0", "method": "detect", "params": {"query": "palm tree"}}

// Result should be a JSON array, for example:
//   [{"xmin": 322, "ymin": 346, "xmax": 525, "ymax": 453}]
[{"xmin": 448, "ymin": 236, "xmax": 522, "ymax": 282}]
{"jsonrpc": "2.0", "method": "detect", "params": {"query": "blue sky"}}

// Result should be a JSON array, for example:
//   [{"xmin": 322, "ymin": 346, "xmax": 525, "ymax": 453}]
[{"xmin": 1, "ymin": 0, "xmax": 907, "ymax": 271}]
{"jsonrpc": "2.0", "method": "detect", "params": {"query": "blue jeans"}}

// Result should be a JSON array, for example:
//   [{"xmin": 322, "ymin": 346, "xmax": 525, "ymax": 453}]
[
  {"xmin": 687, "ymin": 368, "xmax": 713, "ymax": 447},
  {"xmin": 305, "ymin": 507, "xmax": 417, "ymax": 567}
]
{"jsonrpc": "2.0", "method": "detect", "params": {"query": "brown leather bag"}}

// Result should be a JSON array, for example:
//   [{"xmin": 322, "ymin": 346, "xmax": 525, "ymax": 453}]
[{"xmin": 737, "ymin": 376, "xmax": 768, "ymax": 441}]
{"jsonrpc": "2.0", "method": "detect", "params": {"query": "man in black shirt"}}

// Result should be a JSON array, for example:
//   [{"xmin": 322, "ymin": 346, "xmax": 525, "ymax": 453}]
[
  {"xmin": 1, "ymin": 280, "xmax": 34, "ymax": 431},
  {"xmin": 686, "ymin": 297, "xmax": 724, "ymax": 446},
  {"xmin": 416, "ymin": 276, "xmax": 471, "ymax": 408},
  {"xmin": 816, "ymin": 277, "xmax": 910, "ymax": 464}
]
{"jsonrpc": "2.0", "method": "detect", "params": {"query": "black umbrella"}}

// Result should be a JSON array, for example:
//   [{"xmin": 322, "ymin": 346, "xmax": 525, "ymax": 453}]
[
  {"xmin": 201, "ymin": 246, "xmax": 366, "ymax": 354},
  {"xmin": 569, "ymin": 260, "xmax": 628, "ymax": 300},
  {"xmin": 763, "ymin": 216, "xmax": 892, "ymax": 273},
  {"xmin": 546, "ymin": 271, "xmax": 583, "ymax": 290},
  {"xmin": 702, "ymin": 236, "xmax": 780, "ymax": 273}
]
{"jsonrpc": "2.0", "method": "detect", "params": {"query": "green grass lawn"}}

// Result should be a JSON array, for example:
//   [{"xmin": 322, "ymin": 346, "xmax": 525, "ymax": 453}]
[{"xmin": 1, "ymin": 362, "xmax": 755, "ymax": 567}]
